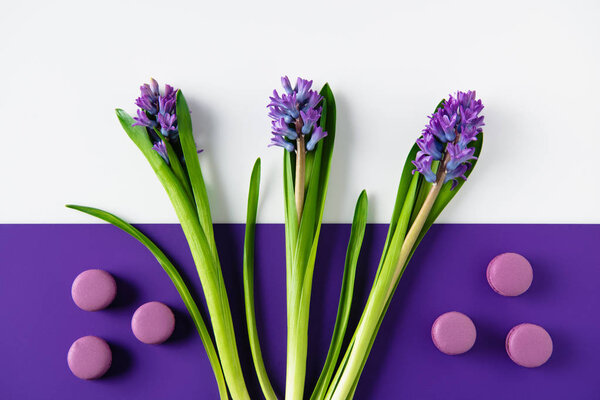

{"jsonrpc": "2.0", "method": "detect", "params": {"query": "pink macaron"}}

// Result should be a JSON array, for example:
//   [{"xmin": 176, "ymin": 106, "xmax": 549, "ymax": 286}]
[
  {"xmin": 487, "ymin": 253, "xmax": 533, "ymax": 296},
  {"xmin": 71, "ymin": 269, "xmax": 117, "ymax": 311},
  {"xmin": 67, "ymin": 335, "xmax": 112, "ymax": 380},
  {"xmin": 431, "ymin": 311, "xmax": 477, "ymax": 355},
  {"xmin": 506, "ymin": 323, "xmax": 553, "ymax": 367},
  {"xmin": 131, "ymin": 301, "xmax": 175, "ymax": 344}
]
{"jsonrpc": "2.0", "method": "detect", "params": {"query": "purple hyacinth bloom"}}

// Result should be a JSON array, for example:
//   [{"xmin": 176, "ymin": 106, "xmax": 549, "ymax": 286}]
[
  {"xmin": 267, "ymin": 76, "xmax": 327, "ymax": 152},
  {"xmin": 132, "ymin": 79, "xmax": 179, "ymax": 140},
  {"xmin": 134, "ymin": 80, "xmax": 178, "ymax": 134},
  {"xmin": 446, "ymin": 142, "xmax": 477, "ymax": 171},
  {"xmin": 135, "ymin": 78, "xmax": 160, "ymax": 114},
  {"xmin": 444, "ymin": 163, "xmax": 469, "ymax": 189},
  {"xmin": 152, "ymin": 140, "xmax": 169, "ymax": 163},
  {"xmin": 132, "ymin": 109, "xmax": 158, "ymax": 129},
  {"xmin": 268, "ymin": 91, "xmax": 299, "ymax": 119},
  {"xmin": 158, "ymin": 112, "xmax": 177, "ymax": 137},
  {"xmin": 412, "ymin": 90, "xmax": 484, "ymax": 189},
  {"xmin": 412, "ymin": 151, "xmax": 437, "ymax": 183},
  {"xmin": 158, "ymin": 94, "xmax": 176, "ymax": 116},
  {"xmin": 416, "ymin": 130, "xmax": 443, "ymax": 160},
  {"xmin": 269, "ymin": 135, "xmax": 295, "ymax": 152},
  {"xmin": 306, "ymin": 126, "xmax": 328, "ymax": 151},
  {"xmin": 300, "ymin": 108, "xmax": 321, "ymax": 135},
  {"xmin": 272, "ymin": 118, "xmax": 298, "ymax": 140},
  {"xmin": 281, "ymin": 76, "xmax": 294, "ymax": 95},
  {"xmin": 131, "ymin": 79, "xmax": 202, "ymax": 160},
  {"xmin": 295, "ymin": 78, "xmax": 313, "ymax": 103}
]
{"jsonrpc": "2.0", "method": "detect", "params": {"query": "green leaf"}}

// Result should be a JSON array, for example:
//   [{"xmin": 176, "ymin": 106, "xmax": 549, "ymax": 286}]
[
  {"xmin": 117, "ymin": 108, "xmax": 250, "ymax": 399},
  {"xmin": 342, "ymin": 173, "xmax": 420, "ymax": 397},
  {"xmin": 65, "ymin": 204, "xmax": 228, "ymax": 400},
  {"xmin": 293, "ymin": 142, "xmax": 323, "ymax": 289},
  {"xmin": 286, "ymin": 140, "xmax": 323, "ymax": 400},
  {"xmin": 292, "ymin": 82, "xmax": 337, "ymax": 289},
  {"xmin": 283, "ymin": 150, "xmax": 299, "ymax": 313},
  {"xmin": 288, "ymin": 84, "xmax": 338, "ymax": 400},
  {"xmin": 176, "ymin": 91, "xmax": 217, "ymax": 259},
  {"xmin": 284, "ymin": 83, "xmax": 338, "ymax": 400},
  {"xmin": 342, "ymin": 132, "xmax": 485, "ymax": 398},
  {"xmin": 116, "ymin": 109, "xmax": 164, "ymax": 163},
  {"xmin": 376, "ymin": 98, "xmax": 444, "ymax": 270},
  {"xmin": 324, "ymin": 100, "xmax": 483, "ymax": 398},
  {"xmin": 243, "ymin": 159, "xmax": 277, "ymax": 400},
  {"xmin": 310, "ymin": 190, "xmax": 368, "ymax": 400},
  {"xmin": 293, "ymin": 83, "xmax": 338, "ymax": 318},
  {"xmin": 313, "ymin": 83, "xmax": 337, "ymax": 233},
  {"xmin": 154, "ymin": 127, "xmax": 194, "ymax": 199},
  {"xmin": 376, "ymin": 143, "xmax": 420, "ymax": 278}
]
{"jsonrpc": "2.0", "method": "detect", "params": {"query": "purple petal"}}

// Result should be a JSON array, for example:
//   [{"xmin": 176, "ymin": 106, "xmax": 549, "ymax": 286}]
[
  {"xmin": 269, "ymin": 135, "xmax": 295, "ymax": 152},
  {"xmin": 416, "ymin": 130, "xmax": 443, "ymax": 160},
  {"xmin": 444, "ymin": 163, "xmax": 470, "ymax": 189},
  {"xmin": 300, "ymin": 107, "xmax": 321, "ymax": 134},
  {"xmin": 305, "ymin": 126, "xmax": 327, "ymax": 151},
  {"xmin": 295, "ymin": 78, "xmax": 314, "ymax": 103},
  {"xmin": 281, "ymin": 76, "xmax": 293, "ymax": 94},
  {"xmin": 272, "ymin": 118, "xmax": 298, "ymax": 140},
  {"xmin": 152, "ymin": 140, "xmax": 169, "ymax": 163},
  {"xmin": 412, "ymin": 151, "xmax": 437, "ymax": 183}
]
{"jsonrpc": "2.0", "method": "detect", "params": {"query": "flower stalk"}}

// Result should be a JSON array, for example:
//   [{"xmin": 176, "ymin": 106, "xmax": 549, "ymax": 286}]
[
  {"xmin": 268, "ymin": 77, "xmax": 333, "ymax": 400},
  {"xmin": 295, "ymin": 135, "xmax": 306, "ymax": 223},
  {"xmin": 329, "ymin": 173, "xmax": 446, "ymax": 400},
  {"xmin": 326, "ymin": 91, "xmax": 484, "ymax": 399},
  {"xmin": 74, "ymin": 80, "xmax": 251, "ymax": 400}
]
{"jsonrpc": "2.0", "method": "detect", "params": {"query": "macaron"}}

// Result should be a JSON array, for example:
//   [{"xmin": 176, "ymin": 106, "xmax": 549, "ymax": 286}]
[
  {"xmin": 71, "ymin": 269, "xmax": 117, "ymax": 311},
  {"xmin": 131, "ymin": 301, "xmax": 175, "ymax": 344},
  {"xmin": 487, "ymin": 253, "xmax": 533, "ymax": 296},
  {"xmin": 67, "ymin": 335, "xmax": 112, "ymax": 380},
  {"xmin": 506, "ymin": 323, "xmax": 553, "ymax": 367},
  {"xmin": 431, "ymin": 311, "xmax": 477, "ymax": 355}
]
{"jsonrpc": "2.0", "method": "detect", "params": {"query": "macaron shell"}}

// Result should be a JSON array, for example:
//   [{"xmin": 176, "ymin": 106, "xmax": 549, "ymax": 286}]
[
  {"xmin": 487, "ymin": 253, "xmax": 533, "ymax": 296},
  {"xmin": 431, "ymin": 311, "xmax": 477, "ymax": 355},
  {"xmin": 67, "ymin": 336, "xmax": 112, "ymax": 380},
  {"xmin": 71, "ymin": 269, "xmax": 117, "ymax": 311},
  {"xmin": 506, "ymin": 323, "xmax": 553, "ymax": 368},
  {"xmin": 131, "ymin": 301, "xmax": 175, "ymax": 344}
]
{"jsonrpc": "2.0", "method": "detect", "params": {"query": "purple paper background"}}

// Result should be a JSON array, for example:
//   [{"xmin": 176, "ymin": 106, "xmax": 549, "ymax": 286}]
[{"xmin": 1, "ymin": 224, "xmax": 598, "ymax": 399}]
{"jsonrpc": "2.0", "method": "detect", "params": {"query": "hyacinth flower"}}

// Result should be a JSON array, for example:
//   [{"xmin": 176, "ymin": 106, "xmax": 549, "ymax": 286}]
[
  {"xmin": 242, "ymin": 76, "xmax": 370, "ymax": 400},
  {"xmin": 68, "ymin": 79, "xmax": 252, "ymax": 400},
  {"xmin": 321, "ymin": 91, "xmax": 484, "ymax": 399},
  {"xmin": 263, "ymin": 77, "xmax": 334, "ymax": 400},
  {"xmin": 268, "ymin": 76, "xmax": 329, "ymax": 222},
  {"xmin": 267, "ymin": 77, "xmax": 338, "ymax": 400},
  {"xmin": 242, "ymin": 76, "xmax": 350, "ymax": 400}
]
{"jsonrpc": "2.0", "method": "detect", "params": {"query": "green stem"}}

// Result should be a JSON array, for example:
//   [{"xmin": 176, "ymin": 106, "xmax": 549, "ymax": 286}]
[
  {"xmin": 286, "ymin": 136, "xmax": 308, "ymax": 400},
  {"xmin": 329, "ymin": 174, "xmax": 445, "ymax": 400},
  {"xmin": 295, "ymin": 136, "xmax": 306, "ymax": 223},
  {"xmin": 181, "ymin": 205, "xmax": 250, "ymax": 400},
  {"xmin": 116, "ymin": 109, "xmax": 249, "ymax": 399},
  {"xmin": 149, "ymin": 150, "xmax": 249, "ymax": 400},
  {"xmin": 286, "ymin": 310, "xmax": 307, "ymax": 400}
]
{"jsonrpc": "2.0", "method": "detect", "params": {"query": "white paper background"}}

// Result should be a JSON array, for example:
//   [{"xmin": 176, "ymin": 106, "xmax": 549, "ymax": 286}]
[{"xmin": 2, "ymin": 0, "xmax": 599, "ymax": 223}]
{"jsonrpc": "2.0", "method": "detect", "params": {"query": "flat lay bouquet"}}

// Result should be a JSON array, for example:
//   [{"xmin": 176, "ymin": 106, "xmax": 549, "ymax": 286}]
[{"xmin": 69, "ymin": 77, "xmax": 484, "ymax": 399}]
